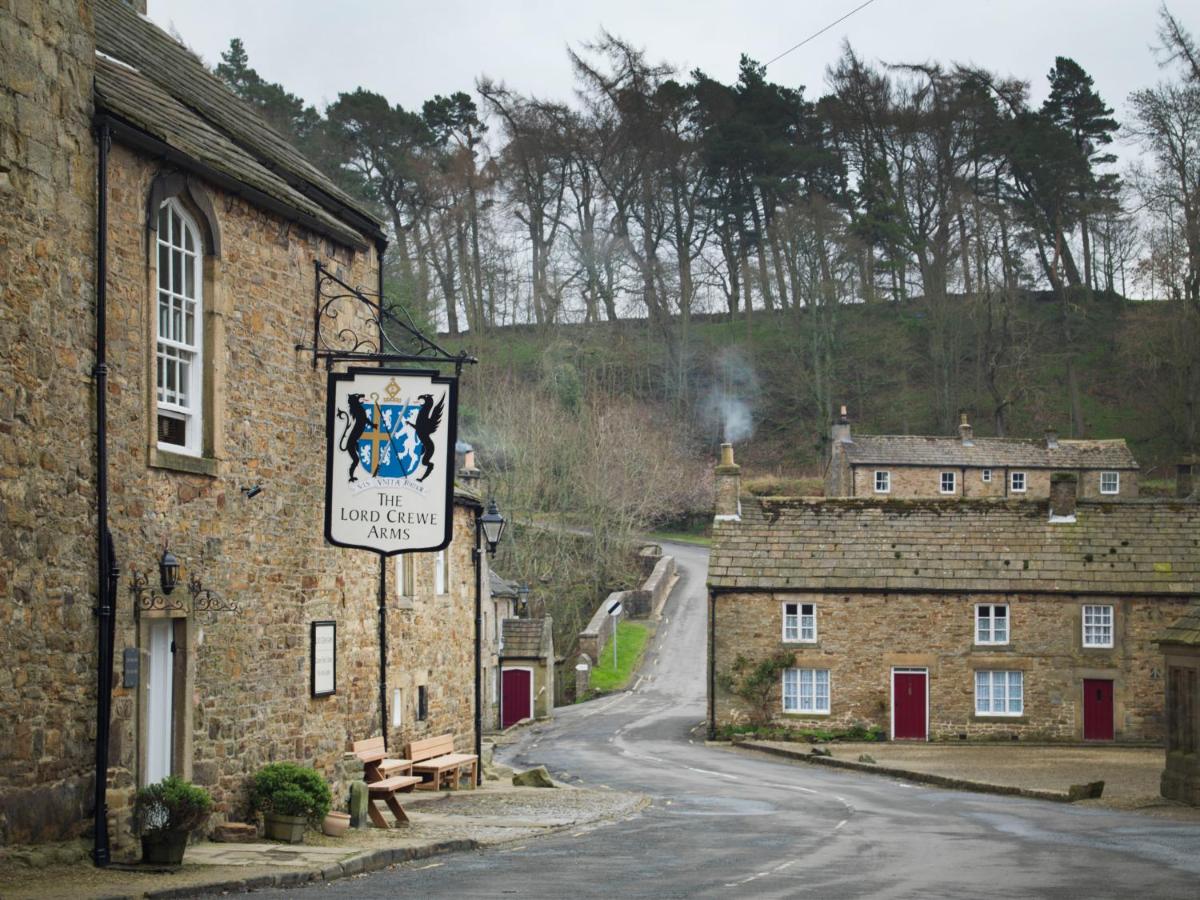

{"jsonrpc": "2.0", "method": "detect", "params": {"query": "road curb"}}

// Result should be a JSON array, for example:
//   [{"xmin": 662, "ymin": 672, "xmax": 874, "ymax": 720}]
[
  {"xmin": 731, "ymin": 740, "xmax": 1073, "ymax": 803},
  {"xmin": 141, "ymin": 839, "xmax": 482, "ymax": 898}
]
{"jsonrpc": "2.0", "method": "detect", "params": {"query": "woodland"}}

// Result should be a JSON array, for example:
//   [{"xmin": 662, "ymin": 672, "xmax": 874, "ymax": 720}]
[{"xmin": 209, "ymin": 9, "xmax": 1200, "ymax": 646}]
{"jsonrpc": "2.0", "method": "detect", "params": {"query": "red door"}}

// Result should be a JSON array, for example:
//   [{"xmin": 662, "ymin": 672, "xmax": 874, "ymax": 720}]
[
  {"xmin": 501, "ymin": 669, "xmax": 532, "ymax": 729},
  {"xmin": 893, "ymin": 671, "xmax": 927, "ymax": 740},
  {"xmin": 1083, "ymin": 679, "xmax": 1114, "ymax": 741}
]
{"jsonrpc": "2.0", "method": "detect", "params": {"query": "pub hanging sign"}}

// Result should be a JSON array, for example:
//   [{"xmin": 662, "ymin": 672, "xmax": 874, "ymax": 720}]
[{"xmin": 324, "ymin": 367, "xmax": 458, "ymax": 555}]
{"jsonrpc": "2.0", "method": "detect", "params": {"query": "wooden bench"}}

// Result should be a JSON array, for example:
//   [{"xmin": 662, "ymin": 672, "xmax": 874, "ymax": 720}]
[
  {"xmin": 350, "ymin": 736, "xmax": 421, "ymax": 827},
  {"xmin": 405, "ymin": 734, "xmax": 479, "ymax": 791}
]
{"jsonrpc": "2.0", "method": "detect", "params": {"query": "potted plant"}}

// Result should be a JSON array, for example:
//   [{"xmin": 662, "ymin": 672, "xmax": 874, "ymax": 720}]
[
  {"xmin": 136, "ymin": 776, "xmax": 213, "ymax": 866},
  {"xmin": 251, "ymin": 763, "xmax": 331, "ymax": 843}
]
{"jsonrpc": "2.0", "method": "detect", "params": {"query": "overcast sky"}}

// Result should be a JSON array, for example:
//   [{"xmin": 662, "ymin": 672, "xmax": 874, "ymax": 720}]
[{"xmin": 148, "ymin": 1, "xmax": 1184, "ymax": 162}]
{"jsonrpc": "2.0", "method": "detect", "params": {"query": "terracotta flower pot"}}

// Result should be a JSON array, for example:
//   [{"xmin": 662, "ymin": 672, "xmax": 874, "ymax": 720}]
[{"xmin": 322, "ymin": 811, "xmax": 351, "ymax": 837}]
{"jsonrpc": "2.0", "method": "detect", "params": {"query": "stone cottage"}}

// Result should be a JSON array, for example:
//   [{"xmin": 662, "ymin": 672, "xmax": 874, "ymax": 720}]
[
  {"xmin": 709, "ymin": 446, "xmax": 1199, "ymax": 743},
  {"xmin": 1, "ymin": 0, "xmax": 484, "ymax": 859},
  {"xmin": 825, "ymin": 408, "xmax": 1140, "ymax": 500},
  {"xmin": 499, "ymin": 618, "xmax": 556, "ymax": 728}
]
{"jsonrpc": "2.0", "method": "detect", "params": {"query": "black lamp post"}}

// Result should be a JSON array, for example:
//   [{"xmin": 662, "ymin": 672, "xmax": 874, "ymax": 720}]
[
  {"xmin": 474, "ymin": 498, "xmax": 506, "ymax": 784},
  {"xmin": 517, "ymin": 581, "xmax": 531, "ymax": 616}
]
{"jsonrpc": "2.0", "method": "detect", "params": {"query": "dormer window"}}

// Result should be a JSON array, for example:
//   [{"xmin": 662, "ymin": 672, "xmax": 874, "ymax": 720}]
[
  {"xmin": 874, "ymin": 471, "xmax": 890, "ymax": 494},
  {"xmin": 1100, "ymin": 472, "xmax": 1120, "ymax": 495}
]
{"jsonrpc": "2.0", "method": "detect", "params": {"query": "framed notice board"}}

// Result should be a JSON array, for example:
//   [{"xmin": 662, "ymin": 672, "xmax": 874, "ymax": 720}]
[{"xmin": 311, "ymin": 620, "xmax": 336, "ymax": 697}]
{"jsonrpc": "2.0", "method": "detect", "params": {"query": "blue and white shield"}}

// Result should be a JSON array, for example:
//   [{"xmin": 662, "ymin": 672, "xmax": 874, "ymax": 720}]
[{"xmin": 357, "ymin": 401, "xmax": 424, "ymax": 478}]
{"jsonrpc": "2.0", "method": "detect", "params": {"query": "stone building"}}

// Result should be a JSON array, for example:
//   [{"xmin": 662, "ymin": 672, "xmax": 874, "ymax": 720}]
[
  {"xmin": 709, "ymin": 447, "xmax": 1199, "ymax": 743},
  {"xmin": 499, "ymin": 619, "xmax": 556, "ymax": 728},
  {"xmin": 1, "ymin": 0, "xmax": 484, "ymax": 857},
  {"xmin": 825, "ymin": 408, "xmax": 1140, "ymax": 500},
  {"xmin": 1158, "ymin": 599, "xmax": 1200, "ymax": 805},
  {"xmin": 484, "ymin": 571, "xmax": 520, "ymax": 731}
]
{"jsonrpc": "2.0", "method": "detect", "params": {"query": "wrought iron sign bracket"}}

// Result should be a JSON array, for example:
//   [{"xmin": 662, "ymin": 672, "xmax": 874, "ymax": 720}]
[
  {"xmin": 129, "ymin": 569, "xmax": 238, "ymax": 616},
  {"xmin": 298, "ymin": 261, "xmax": 477, "ymax": 375}
]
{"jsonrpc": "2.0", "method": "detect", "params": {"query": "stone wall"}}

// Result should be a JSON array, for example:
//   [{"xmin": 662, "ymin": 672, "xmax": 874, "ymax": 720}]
[
  {"xmin": 0, "ymin": 62, "xmax": 481, "ymax": 849},
  {"xmin": 849, "ymin": 466, "xmax": 1138, "ymax": 500},
  {"xmin": 712, "ymin": 590, "xmax": 1190, "ymax": 742},
  {"xmin": 0, "ymin": 0, "xmax": 100, "ymax": 846}
]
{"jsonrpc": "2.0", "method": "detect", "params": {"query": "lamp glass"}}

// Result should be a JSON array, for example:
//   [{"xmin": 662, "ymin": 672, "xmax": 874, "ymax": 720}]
[
  {"xmin": 159, "ymin": 548, "xmax": 180, "ymax": 595},
  {"xmin": 480, "ymin": 499, "xmax": 506, "ymax": 551}
]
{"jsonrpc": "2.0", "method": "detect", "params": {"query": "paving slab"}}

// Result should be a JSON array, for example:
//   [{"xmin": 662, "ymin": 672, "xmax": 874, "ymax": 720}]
[
  {"xmin": 0, "ymin": 783, "xmax": 647, "ymax": 900},
  {"xmin": 727, "ymin": 740, "xmax": 1200, "ymax": 821}
]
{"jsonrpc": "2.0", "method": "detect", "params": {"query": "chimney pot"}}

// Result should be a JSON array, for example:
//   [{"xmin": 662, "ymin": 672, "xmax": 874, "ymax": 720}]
[
  {"xmin": 715, "ymin": 443, "xmax": 741, "ymax": 520},
  {"xmin": 1049, "ymin": 472, "xmax": 1078, "ymax": 521}
]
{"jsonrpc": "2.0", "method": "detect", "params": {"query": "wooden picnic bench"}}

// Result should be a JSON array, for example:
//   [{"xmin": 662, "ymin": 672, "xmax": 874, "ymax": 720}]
[
  {"xmin": 405, "ymin": 734, "xmax": 479, "ymax": 791},
  {"xmin": 350, "ymin": 736, "xmax": 421, "ymax": 827}
]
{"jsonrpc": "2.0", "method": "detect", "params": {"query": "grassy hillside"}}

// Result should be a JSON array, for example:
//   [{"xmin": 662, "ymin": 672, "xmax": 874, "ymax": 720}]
[{"xmin": 447, "ymin": 292, "xmax": 1195, "ymax": 485}]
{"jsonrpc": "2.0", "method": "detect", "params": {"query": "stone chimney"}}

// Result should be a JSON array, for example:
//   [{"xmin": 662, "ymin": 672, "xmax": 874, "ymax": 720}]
[
  {"xmin": 958, "ymin": 411, "xmax": 974, "ymax": 445},
  {"xmin": 831, "ymin": 405, "xmax": 851, "ymax": 444},
  {"xmin": 1049, "ymin": 472, "xmax": 1078, "ymax": 522},
  {"xmin": 458, "ymin": 447, "xmax": 481, "ymax": 487},
  {"xmin": 715, "ymin": 442, "xmax": 741, "ymax": 521},
  {"xmin": 1045, "ymin": 428, "xmax": 1059, "ymax": 450},
  {"xmin": 1178, "ymin": 457, "xmax": 1199, "ymax": 499}
]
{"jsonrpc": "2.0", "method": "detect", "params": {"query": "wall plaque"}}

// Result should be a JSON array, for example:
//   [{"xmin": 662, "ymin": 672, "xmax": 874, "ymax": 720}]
[{"xmin": 311, "ymin": 620, "xmax": 336, "ymax": 698}]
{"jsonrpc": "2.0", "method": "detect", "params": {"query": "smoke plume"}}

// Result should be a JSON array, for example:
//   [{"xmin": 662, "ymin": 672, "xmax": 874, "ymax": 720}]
[{"xmin": 702, "ymin": 346, "xmax": 758, "ymax": 444}]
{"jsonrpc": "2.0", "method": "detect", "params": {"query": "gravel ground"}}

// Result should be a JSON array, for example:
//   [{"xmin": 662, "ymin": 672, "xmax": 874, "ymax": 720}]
[
  {"xmin": 743, "ymin": 741, "xmax": 1200, "ymax": 821},
  {"xmin": 0, "ymin": 784, "xmax": 647, "ymax": 900}
]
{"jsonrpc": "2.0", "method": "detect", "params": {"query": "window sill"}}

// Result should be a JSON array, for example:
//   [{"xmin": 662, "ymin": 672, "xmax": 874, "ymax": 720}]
[
  {"xmin": 973, "ymin": 714, "xmax": 1027, "ymax": 722},
  {"xmin": 972, "ymin": 643, "xmax": 1013, "ymax": 650},
  {"xmin": 782, "ymin": 640, "xmax": 820, "ymax": 648},
  {"xmin": 150, "ymin": 447, "xmax": 219, "ymax": 477},
  {"xmin": 782, "ymin": 711, "xmax": 831, "ymax": 718}
]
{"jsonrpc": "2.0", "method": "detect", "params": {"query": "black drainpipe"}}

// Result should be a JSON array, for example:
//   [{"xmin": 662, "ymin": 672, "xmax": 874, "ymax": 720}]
[
  {"xmin": 707, "ymin": 590, "xmax": 717, "ymax": 740},
  {"xmin": 92, "ymin": 119, "xmax": 119, "ymax": 868},
  {"xmin": 374, "ymin": 237, "xmax": 390, "ymax": 750},
  {"xmin": 473, "ymin": 512, "xmax": 484, "ymax": 784},
  {"xmin": 378, "ymin": 556, "xmax": 388, "ymax": 750}
]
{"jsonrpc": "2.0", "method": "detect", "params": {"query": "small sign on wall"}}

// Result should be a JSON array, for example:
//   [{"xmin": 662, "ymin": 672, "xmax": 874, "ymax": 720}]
[{"xmin": 311, "ymin": 621, "xmax": 336, "ymax": 697}]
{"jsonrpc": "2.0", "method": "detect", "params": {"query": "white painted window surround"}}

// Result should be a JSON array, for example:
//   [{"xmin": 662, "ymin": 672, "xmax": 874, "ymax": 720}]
[
  {"xmin": 782, "ymin": 602, "xmax": 816, "ymax": 642},
  {"xmin": 975, "ymin": 670, "xmax": 1023, "ymax": 715},
  {"xmin": 975, "ymin": 604, "xmax": 1009, "ymax": 645},
  {"xmin": 1100, "ymin": 472, "xmax": 1120, "ymax": 494},
  {"xmin": 156, "ymin": 200, "xmax": 203, "ymax": 455},
  {"xmin": 874, "ymin": 471, "xmax": 890, "ymax": 493},
  {"xmin": 434, "ymin": 549, "xmax": 447, "ymax": 595},
  {"xmin": 1010, "ymin": 471, "xmax": 1026, "ymax": 493},
  {"xmin": 783, "ymin": 668, "xmax": 830, "ymax": 714},
  {"xmin": 940, "ymin": 471, "xmax": 956, "ymax": 494}
]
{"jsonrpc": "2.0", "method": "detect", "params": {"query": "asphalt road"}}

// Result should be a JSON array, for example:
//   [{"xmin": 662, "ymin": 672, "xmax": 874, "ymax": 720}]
[{"xmin": 287, "ymin": 541, "xmax": 1200, "ymax": 899}]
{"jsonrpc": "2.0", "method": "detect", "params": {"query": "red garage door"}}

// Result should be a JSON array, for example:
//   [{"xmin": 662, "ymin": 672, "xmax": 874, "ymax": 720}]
[{"xmin": 501, "ymin": 668, "xmax": 532, "ymax": 729}]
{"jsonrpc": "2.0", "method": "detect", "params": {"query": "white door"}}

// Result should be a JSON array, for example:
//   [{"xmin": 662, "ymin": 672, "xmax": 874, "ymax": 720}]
[{"xmin": 146, "ymin": 619, "xmax": 174, "ymax": 784}]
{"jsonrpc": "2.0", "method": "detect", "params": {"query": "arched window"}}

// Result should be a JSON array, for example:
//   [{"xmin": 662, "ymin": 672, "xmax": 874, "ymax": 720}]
[{"xmin": 155, "ymin": 199, "xmax": 203, "ymax": 454}]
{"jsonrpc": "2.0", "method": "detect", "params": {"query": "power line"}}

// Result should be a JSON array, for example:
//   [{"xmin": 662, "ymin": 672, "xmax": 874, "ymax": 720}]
[{"xmin": 763, "ymin": 0, "xmax": 881, "ymax": 68}]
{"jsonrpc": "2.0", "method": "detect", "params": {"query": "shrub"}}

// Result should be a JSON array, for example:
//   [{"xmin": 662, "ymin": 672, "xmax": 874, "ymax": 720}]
[
  {"xmin": 251, "ymin": 763, "xmax": 331, "ymax": 824},
  {"xmin": 136, "ymin": 776, "xmax": 213, "ymax": 836}
]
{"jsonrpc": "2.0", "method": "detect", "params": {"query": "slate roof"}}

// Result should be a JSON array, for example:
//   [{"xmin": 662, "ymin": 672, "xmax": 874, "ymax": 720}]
[
  {"xmin": 840, "ymin": 435, "xmax": 1138, "ymax": 470},
  {"xmin": 501, "ymin": 619, "xmax": 549, "ymax": 658},
  {"xmin": 490, "ymin": 571, "xmax": 519, "ymax": 599},
  {"xmin": 1158, "ymin": 602, "xmax": 1200, "ymax": 646},
  {"xmin": 708, "ymin": 496, "xmax": 1200, "ymax": 596},
  {"xmin": 92, "ymin": 0, "xmax": 382, "ymax": 248}
]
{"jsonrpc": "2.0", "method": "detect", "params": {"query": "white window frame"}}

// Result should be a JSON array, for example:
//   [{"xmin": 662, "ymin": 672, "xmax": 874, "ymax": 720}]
[
  {"xmin": 940, "ymin": 471, "xmax": 957, "ymax": 494},
  {"xmin": 874, "ymin": 470, "xmax": 890, "ymax": 494},
  {"xmin": 395, "ymin": 554, "xmax": 415, "ymax": 601},
  {"xmin": 1082, "ymin": 604, "xmax": 1114, "ymax": 648},
  {"xmin": 975, "ymin": 603, "xmax": 1009, "ymax": 645},
  {"xmin": 982, "ymin": 469, "xmax": 992, "ymax": 483},
  {"xmin": 434, "ymin": 549, "xmax": 448, "ymax": 595},
  {"xmin": 782, "ymin": 602, "xmax": 816, "ymax": 643},
  {"xmin": 1010, "ymin": 471, "xmax": 1027, "ymax": 493},
  {"xmin": 782, "ymin": 668, "xmax": 830, "ymax": 714},
  {"xmin": 975, "ymin": 670, "xmax": 1024, "ymax": 716},
  {"xmin": 1100, "ymin": 471, "xmax": 1120, "ymax": 495},
  {"xmin": 155, "ymin": 199, "xmax": 203, "ymax": 456}
]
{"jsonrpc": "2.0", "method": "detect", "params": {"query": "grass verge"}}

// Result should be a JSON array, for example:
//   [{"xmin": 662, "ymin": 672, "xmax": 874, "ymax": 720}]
[{"xmin": 587, "ymin": 621, "xmax": 653, "ymax": 694}]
